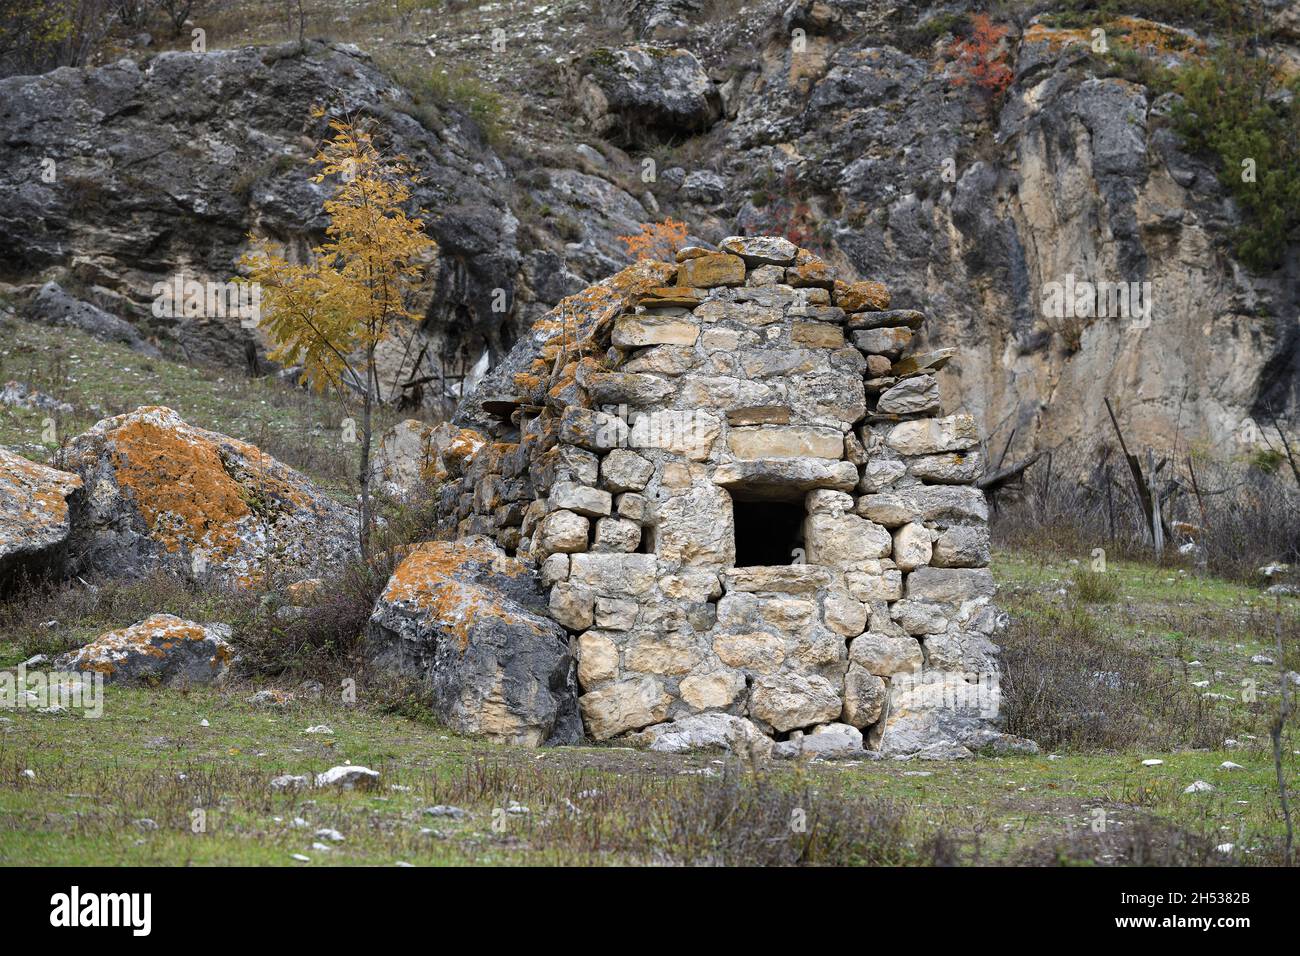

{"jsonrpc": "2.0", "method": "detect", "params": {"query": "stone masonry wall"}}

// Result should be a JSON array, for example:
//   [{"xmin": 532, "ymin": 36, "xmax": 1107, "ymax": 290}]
[{"xmin": 429, "ymin": 238, "xmax": 1008, "ymax": 757}]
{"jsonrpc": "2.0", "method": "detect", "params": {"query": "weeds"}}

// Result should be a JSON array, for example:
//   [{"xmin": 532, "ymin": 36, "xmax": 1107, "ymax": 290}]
[{"xmin": 998, "ymin": 597, "xmax": 1235, "ymax": 751}]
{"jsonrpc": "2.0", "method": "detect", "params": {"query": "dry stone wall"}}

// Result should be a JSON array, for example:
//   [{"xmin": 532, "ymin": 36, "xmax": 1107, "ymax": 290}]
[{"xmin": 429, "ymin": 238, "xmax": 1021, "ymax": 757}]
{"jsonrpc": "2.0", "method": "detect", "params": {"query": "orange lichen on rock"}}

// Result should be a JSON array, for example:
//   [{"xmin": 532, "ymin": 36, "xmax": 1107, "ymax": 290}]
[
  {"xmin": 0, "ymin": 448, "xmax": 82, "ymax": 560},
  {"xmin": 105, "ymin": 415, "xmax": 251, "ymax": 557},
  {"xmin": 381, "ymin": 540, "xmax": 542, "ymax": 651},
  {"xmin": 58, "ymin": 406, "xmax": 358, "ymax": 585},
  {"xmin": 59, "ymin": 613, "xmax": 218, "ymax": 676}
]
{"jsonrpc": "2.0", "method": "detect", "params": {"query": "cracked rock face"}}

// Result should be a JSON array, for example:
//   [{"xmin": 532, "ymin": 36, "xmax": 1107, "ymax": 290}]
[
  {"xmin": 55, "ymin": 613, "xmax": 233, "ymax": 686},
  {"xmin": 55, "ymin": 406, "xmax": 358, "ymax": 587},
  {"xmin": 568, "ymin": 46, "xmax": 723, "ymax": 147}
]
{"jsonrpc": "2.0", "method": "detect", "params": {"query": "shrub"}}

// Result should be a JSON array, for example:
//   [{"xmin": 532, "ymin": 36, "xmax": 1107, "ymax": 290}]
[
  {"xmin": 998, "ymin": 598, "xmax": 1233, "ymax": 751},
  {"xmin": 1168, "ymin": 43, "xmax": 1300, "ymax": 272},
  {"xmin": 1070, "ymin": 565, "xmax": 1119, "ymax": 603},
  {"xmin": 617, "ymin": 217, "xmax": 688, "ymax": 261}
]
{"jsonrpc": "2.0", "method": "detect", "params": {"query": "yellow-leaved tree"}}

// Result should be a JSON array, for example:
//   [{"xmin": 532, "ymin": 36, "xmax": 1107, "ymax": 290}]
[{"xmin": 239, "ymin": 113, "xmax": 436, "ymax": 560}]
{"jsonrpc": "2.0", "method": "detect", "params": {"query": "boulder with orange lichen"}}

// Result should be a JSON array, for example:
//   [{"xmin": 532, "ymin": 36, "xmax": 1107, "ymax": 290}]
[
  {"xmin": 367, "ymin": 536, "xmax": 582, "ymax": 746},
  {"xmin": 56, "ymin": 406, "xmax": 358, "ymax": 587},
  {"xmin": 55, "ymin": 613, "xmax": 233, "ymax": 686},
  {"xmin": 0, "ymin": 447, "xmax": 83, "ymax": 592}
]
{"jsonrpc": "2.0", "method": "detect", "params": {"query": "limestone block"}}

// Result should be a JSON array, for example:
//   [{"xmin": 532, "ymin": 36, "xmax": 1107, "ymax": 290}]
[
  {"xmin": 905, "ymin": 567, "xmax": 995, "ymax": 603},
  {"xmin": 537, "ymin": 509, "xmax": 589, "ymax": 555},
  {"xmin": 653, "ymin": 482, "xmax": 734, "ymax": 566},
  {"xmin": 722, "ymin": 565, "xmax": 836, "ymax": 593},
  {"xmin": 727, "ymin": 425, "xmax": 844, "ymax": 460},
  {"xmin": 886, "ymin": 414, "xmax": 979, "ymax": 455},
  {"xmin": 822, "ymin": 588, "xmax": 868, "ymax": 636},
  {"xmin": 892, "ymin": 522, "xmax": 933, "ymax": 571},
  {"xmin": 844, "ymin": 566, "xmax": 903, "ymax": 602},
  {"xmin": 615, "ymin": 491, "xmax": 649, "ymax": 522},
  {"xmin": 713, "ymin": 458, "xmax": 859, "ymax": 496},
  {"xmin": 877, "ymin": 375, "xmax": 940, "ymax": 415},
  {"xmin": 612, "ymin": 314, "xmax": 700, "ymax": 347},
  {"xmin": 680, "ymin": 670, "xmax": 746, "ymax": 711},
  {"xmin": 713, "ymin": 631, "xmax": 785, "ymax": 673},
  {"xmin": 842, "ymin": 665, "xmax": 887, "ymax": 728},
  {"xmin": 804, "ymin": 512, "xmax": 892, "ymax": 565},
  {"xmin": 750, "ymin": 673, "xmax": 842, "ymax": 732},
  {"xmin": 848, "ymin": 632, "xmax": 923, "ymax": 676},
  {"xmin": 676, "ymin": 252, "xmax": 746, "ymax": 287},
  {"xmin": 907, "ymin": 451, "xmax": 983, "ymax": 484},
  {"xmin": 890, "ymin": 599, "xmax": 951, "ymax": 635},
  {"xmin": 580, "ymin": 677, "xmax": 671, "ymax": 740},
  {"xmin": 594, "ymin": 597, "xmax": 639, "ymax": 630},
  {"xmin": 719, "ymin": 235, "xmax": 798, "ymax": 265},
  {"xmin": 549, "ymin": 582, "xmax": 595, "ymax": 631},
  {"xmin": 852, "ymin": 327, "xmax": 912, "ymax": 357},
  {"xmin": 592, "ymin": 516, "xmax": 641, "ymax": 553},
  {"xmin": 932, "ymin": 525, "xmax": 991, "ymax": 568},
  {"xmin": 568, "ymin": 553, "xmax": 657, "ymax": 595},
  {"xmin": 624, "ymin": 631, "xmax": 704, "ymax": 676},
  {"xmin": 834, "ymin": 280, "xmax": 891, "ymax": 312},
  {"xmin": 550, "ymin": 481, "xmax": 612, "ymax": 517},
  {"xmin": 601, "ymin": 448, "xmax": 654, "ymax": 492}
]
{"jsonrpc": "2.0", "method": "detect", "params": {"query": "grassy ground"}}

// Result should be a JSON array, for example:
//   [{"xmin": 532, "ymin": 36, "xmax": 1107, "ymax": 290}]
[
  {"xmin": 0, "ymin": 314, "xmax": 419, "ymax": 497},
  {"xmin": 2, "ymin": 551, "xmax": 1295, "ymax": 866}
]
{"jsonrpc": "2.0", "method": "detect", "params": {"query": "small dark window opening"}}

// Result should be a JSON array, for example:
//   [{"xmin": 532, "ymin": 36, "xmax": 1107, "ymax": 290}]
[{"xmin": 733, "ymin": 498, "xmax": 805, "ymax": 567}]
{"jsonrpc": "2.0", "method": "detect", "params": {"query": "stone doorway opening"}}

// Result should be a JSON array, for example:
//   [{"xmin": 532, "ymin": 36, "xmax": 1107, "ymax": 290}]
[{"xmin": 732, "ymin": 496, "xmax": 805, "ymax": 567}]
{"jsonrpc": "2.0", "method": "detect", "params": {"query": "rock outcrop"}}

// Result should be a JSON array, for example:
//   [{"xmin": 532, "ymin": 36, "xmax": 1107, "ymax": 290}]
[
  {"xmin": 55, "ymin": 613, "xmax": 233, "ymax": 685},
  {"xmin": 0, "ymin": 41, "xmax": 519, "ymax": 385},
  {"xmin": 25, "ymin": 282, "xmax": 161, "ymax": 358},
  {"xmin": 367, "ymin": 537, "xmax": 583, "ymax": 747},
  {"xmin": 568, "ymin": 46, "xmax": 723, "ymax": 146},
  {"xmin": 0, "ymin": 448, "xmax": 82, "ymax": 592},
  {"xmin": 56, "ymin": 406, "xmax": 357, "ymax": 586}
]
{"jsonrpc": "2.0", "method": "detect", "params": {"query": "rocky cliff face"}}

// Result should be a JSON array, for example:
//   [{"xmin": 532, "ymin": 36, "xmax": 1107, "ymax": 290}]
[
  {"xmin": 0, "ymin": 40, "xmax": 520, "ymax": 385},
  {"xmin": 0, "ymin": 2, "xmax": 1295, "ymax": 455}
]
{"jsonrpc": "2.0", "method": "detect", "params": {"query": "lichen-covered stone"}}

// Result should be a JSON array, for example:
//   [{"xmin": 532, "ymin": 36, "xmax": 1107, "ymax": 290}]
[
  {"xmin": 834, "ymin": 280, "xmax": 891, "ymax": 312},
  {"xmin": 57, "ymin": 407, "xmax": 357, "ymax": 587},
  {"xmin": 366, "ymin": 538, "xmax": 582, "ymax": 747},
  {"xmin": 719, "ymin": 235, "xmax": 798, "ymax": 265},
  {"xmin": 55, "ymin": 613, "xmax": 232, "ymax": 686},
  {"xmin": 676, "ymin": 252, "xmax": 746, "ymax": 288},
  {"xmin": 0, "ymin": 447, "xmax": 82, "ymax": 590}
]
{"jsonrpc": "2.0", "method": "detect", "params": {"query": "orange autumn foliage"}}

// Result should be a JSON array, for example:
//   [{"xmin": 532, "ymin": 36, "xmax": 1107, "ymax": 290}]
[
  {"xmin": 617, "ymin": 217, "xmax": 689, "ymax": 262},
  {"xmin": 950, "ymin": 14, "xmax": 1014, "ymax": 99}
]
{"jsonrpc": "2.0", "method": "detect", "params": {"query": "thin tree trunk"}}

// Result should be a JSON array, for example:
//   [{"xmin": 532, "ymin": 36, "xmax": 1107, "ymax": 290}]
[{"xmin": 358, "ymin": 345, "xmax": 374, "ymax": 562}]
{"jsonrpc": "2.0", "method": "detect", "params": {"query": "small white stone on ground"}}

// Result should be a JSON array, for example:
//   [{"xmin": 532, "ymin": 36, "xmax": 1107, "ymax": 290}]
[
  {"xmin": 304, "ymin": 725, "xmax": 334, "ymax": 734},
  {"xmin": 1219, "ymin": 761, "xmax": 1244, "ymax": 771},
  {"xmin": 315, "ymin": 828, "xmax": 344, "ymax": 842},
  {"xmin": 315, "ymin": 765, "xmax": 379, "ymax": 789},
  {"xmin": 1183, "ymin": 780, "xmax": 1215, "ymax": 794},
  {"xmin": 1141, "ymin": 759, "xmax": 1164, "ymax": 766},
  {"xmin": 291, "ymin": 853, "xmax": 311, "ymax": 862}
]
